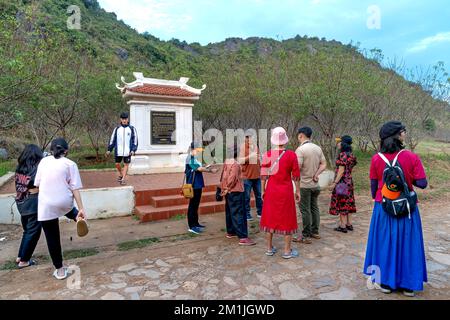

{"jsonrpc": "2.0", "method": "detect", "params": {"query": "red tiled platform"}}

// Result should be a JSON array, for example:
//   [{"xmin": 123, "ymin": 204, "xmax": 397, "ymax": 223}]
[
  {"xmin": 0, "ymin": 168, "xmax": 255, "ymax": 223},
  {"xmin": 0, "ymin": 169, "xmax": 221, "ymax": 194}
]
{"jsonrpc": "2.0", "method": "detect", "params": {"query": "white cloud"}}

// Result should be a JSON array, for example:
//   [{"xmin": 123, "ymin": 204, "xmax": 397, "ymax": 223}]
[
  {"xmin": 98, "ymin": 0, "xmax": 193, "ymax": 33},
  {"xmin": 407, "ymin": 31, "xmax": 450, "ymax": 53}
]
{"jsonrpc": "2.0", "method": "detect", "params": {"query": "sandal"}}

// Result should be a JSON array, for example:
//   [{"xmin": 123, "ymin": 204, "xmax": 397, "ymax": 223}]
[
  {"xmin": 77, "ymin": 219, "xmax": 89, "ymax": 237},
  {"xmin": 53, "ymin": 267, "xmax": 69, "ymax": 280},
  {"xmin": 117, "ymin": 176, "xmax": 123, "ymax": 182},
  {"xmin": 346, "ymin": 225, "xmax": 354, "ymax": 231},
  {"xmin": 282, "ymin": 249, "xmax": 299, "ymax": 259},
  {"xmin": 119, "ymin": 179, "xmax": 127, "ymax": 185},
  {"xmin": 265, "ymin": 247, "xmax": 277, "ymax": 256},
  {"xmin": 334, "ymin": 226, "xmax": 348, "ymax": 233},
  {"xmin": 17, "ymin": 258, "xmax": 37, "ymax": 269}
]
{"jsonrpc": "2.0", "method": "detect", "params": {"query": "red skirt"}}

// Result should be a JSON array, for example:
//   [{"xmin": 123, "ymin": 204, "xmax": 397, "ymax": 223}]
[{"xmin": 260, "ymin": 178, "xmax": 298, "ymax": 235}]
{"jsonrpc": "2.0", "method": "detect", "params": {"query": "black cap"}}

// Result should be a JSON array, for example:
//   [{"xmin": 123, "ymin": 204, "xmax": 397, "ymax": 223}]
[
  {"xmin": 379, "ymin": 121, "xmax": 405, "ymax": 140},
  {"xmin": 120, "ymin": 112, "xmax": 129, "ymax": 119},
  {"xmin": 341, "ymin": 135, "xmax": 353, "ymax": 145}
]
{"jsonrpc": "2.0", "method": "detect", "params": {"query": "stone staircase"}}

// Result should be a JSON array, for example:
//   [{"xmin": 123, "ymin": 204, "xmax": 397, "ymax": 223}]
[{"xmin": 134, "ymin": 185, "xmax": 255, "ymax": 222}]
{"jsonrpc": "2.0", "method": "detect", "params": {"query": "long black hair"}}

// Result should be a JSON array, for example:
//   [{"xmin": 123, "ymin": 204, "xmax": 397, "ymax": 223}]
[
  {"xmin": 16, "ymin": 144, "xmax": 43, "ymax": 175},
  {"xmin": 380, "ymin": 135, "xmax": 405, "ymax": 153},
  {"xmin": 50, "ymin": 138, "xmax": 69, "ymax": 159}
]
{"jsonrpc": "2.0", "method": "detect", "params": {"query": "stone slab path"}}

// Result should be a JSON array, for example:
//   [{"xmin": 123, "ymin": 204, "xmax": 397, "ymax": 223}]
[{"xmin": 0, "ymin": 196, "xmax": 449, "ymax": 300}]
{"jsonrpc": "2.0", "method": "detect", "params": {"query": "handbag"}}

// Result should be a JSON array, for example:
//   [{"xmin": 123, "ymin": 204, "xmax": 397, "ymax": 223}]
[
  {"xmin": 216, "ymin": 165, "xmax": 225, "ymax": 202},
  {"xmin": 335, "ymin": 181, "xmax": 348, "ymax": 196},
  {"xmin": 215, "ymin": 187, "xmax": 223, "ymax": 201},
  {"xmin": 181, "ymin": 170, "xmax": 195, "ymax": 199}
]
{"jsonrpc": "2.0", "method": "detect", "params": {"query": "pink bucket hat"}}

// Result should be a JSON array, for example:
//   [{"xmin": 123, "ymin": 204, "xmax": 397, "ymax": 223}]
[{"xmin": 271, "ymin": 127, "xmax": 289, "ymax": 145}]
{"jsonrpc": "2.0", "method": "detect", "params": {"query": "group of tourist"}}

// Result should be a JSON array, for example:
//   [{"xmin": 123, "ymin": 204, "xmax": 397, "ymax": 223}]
[
  {"xmin": 13, "ymin": 112, "xmax": 139, "ymax": 281},
  {"xmin": 184, "ymin": 121, "xmax": 428, "ymax": 297},
  {"xmin": 184, "ymin": 126, "xmax": 359, "ymax": 251},
  {"xmin": 14, "ymin": 138, "xmax": 88, "ymax": 280},
  {"xmin": 13, "ymin": 114, "xmax": 429, "ymax": 296}
]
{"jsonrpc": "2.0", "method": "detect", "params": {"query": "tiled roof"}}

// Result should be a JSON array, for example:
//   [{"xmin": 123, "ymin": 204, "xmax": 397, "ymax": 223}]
[{"xmin": 126, "ymin": 84, "xmax": 199, "ymax": 97}]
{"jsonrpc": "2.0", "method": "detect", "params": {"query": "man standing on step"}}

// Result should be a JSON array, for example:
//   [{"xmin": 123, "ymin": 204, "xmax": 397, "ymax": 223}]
[
  {"xmin": 106, "ymin": 112, "xmax": 138, "ymax": 185},
  {"xmin": 239, "ymin": 130, "xmax": 263, "ymax": 221},
  {"xmin": 294, "ymin": 127, "xmax": 327, "ymax": 244}
]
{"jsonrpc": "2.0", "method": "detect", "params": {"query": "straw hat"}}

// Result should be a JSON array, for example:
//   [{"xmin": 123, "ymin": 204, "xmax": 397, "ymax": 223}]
[{"xmin": 271, "ymin": 127, "xmax": 289, "ymax": 145}]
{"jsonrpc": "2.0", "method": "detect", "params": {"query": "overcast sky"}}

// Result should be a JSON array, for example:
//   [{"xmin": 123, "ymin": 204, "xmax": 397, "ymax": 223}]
[{"xmin": 97, "ymin": 0, "xmax": 450, "ymax": 72}]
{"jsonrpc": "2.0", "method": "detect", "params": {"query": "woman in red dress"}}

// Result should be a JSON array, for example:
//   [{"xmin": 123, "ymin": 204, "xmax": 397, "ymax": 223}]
[{"xmin": 260, "ymin": 127, "xmax": 301, "ymax": 259}]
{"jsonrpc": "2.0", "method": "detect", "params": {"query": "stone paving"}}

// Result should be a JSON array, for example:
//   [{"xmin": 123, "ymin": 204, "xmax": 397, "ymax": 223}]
[{"xmin": 0, "ymin": 197, "xmax": 449, "ymax": 300}]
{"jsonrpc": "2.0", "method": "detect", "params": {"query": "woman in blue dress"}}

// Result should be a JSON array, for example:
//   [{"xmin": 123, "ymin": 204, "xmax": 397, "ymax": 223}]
[{"xmin": 364, "ymin": 121, "xmax": 428, "ymax": 297}]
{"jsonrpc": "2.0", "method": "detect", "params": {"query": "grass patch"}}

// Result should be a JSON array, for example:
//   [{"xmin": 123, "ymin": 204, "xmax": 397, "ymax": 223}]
[
  {"xmin": 170, "ymin": 214, "xmax": 186, "ymax": 221},
  {"xmin": 63, "ymin": 248, "xmax": 99, "ymax": 260},
  {"xmin": 117, "ymin": 237, "xmax": 161, "ymax": 251},
  {"xmin": 67, "ymin": 146, "xmax": 116, "ymax": 170},
  {"xmin": 34, "ymin": 254, "xmax": 50, "ymax": 263},
  {"xmin": 0, "ymin": 160, "xmax": 15, "ymax": 177},
  {"xmin": 0, "ymin": 260, "xmax": 18, "ymax": 271},
  {"xmin": 132, "ymin": 215, "xmax": 140, "ymax": 221},
  {"xmin": 347, "ymin": 141, "xmax": 450, "ymax": 206},
  {"xmin": 170, "ymin": 233, "xmax": 199, "ymax": 242}
]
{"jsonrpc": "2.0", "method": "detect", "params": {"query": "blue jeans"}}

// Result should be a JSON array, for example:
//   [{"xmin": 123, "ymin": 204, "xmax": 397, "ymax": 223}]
[
  {"xmin": 18, "ymin": 214, "xmax": 41, "ymax": 262},
  {"xmin": 244, "ymin": 178, "xmax": 263, "ymax": 216},
  {"xmin": 225, "ymin": 192, "xmax": 248, "ymax": 239}
]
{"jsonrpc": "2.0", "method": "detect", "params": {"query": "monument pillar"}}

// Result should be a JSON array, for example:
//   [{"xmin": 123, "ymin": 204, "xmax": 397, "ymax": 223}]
[{"xmin": 116, "ymin": 72, "xmax": 206, "ymax": 174}]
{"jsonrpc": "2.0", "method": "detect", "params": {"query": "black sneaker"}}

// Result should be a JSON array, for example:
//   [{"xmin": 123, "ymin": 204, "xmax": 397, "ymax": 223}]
[
  {"xmin": 402, "ymin": 289, "xmax": 415, "ymax": 297},
  {"xmin": 380, "ymin": 284, "xmax": 392, "ymax": 294}
]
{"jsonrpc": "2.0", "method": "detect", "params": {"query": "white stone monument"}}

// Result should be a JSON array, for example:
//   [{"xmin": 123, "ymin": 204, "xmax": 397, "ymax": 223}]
[{"xmin": 116, "ymin": 72, "xmax": 206, "ymax": 174}]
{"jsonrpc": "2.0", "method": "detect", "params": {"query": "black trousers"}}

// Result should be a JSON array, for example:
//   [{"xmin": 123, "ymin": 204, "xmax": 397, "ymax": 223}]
[
  {"xmin": 225, "ymin": 192, "xmax": 248, "ymax": 239},
  {"xmin": 18, "ymin": 214, "xmax": 42, "ymax": 262},
  {"xmin": 41, "ymin": 208, "xmax": 78, "ymax": 269},
  {"xmin": 187, "ymin": 188, "xmax": 202, "ymax": 229}
]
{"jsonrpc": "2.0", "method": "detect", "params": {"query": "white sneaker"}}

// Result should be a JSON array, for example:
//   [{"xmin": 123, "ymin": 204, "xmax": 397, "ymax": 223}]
[
  {"xmin": 53, "ymin": 267, "xmax": 69, "ymax": 280},
  {"xmin": 188, "ymin": 228, "xmax": 201, "ymax": 235}
]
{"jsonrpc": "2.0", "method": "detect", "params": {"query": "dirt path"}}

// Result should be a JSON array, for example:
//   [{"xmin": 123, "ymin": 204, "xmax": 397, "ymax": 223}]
[{"xmin": 0, "ymin": 194, "xmax": 449, "ymax": 300}]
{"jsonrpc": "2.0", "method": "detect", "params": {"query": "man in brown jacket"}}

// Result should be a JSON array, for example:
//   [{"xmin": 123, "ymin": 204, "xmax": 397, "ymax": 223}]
[{"xmin": 239, "ymin": 130, "xmax": 263, "ymax": 221}]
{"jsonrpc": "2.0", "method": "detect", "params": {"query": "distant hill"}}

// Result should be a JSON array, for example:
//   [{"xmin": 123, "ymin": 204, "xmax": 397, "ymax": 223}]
[{"xmin": 1, "ymin": 0, "xmax": 448, "ymax": 155}]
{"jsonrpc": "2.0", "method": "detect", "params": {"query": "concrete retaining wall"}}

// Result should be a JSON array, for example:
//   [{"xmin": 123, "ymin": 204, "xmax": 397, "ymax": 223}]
[{"xmin": 0, "ymin": 187, "xmax": 135, "ymax": 225}]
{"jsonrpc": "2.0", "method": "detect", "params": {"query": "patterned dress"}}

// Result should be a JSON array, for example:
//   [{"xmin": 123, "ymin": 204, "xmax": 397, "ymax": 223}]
[{"xmin": 329, "ymin": 152, "xmax": 357, "ymax": 216}]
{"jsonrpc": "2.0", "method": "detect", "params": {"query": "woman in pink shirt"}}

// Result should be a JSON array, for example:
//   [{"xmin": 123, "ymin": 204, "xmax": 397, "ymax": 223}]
[
  {"xmin": 220, "ymin": 145, "xmax": 256, "ymax": 246},
  {"xmin": 35, "ymin": 138, "xmax": 88, "ymax": 280},
  {"xmin": 364, "ymin": 121, "xmax": 428, "ymax": 297}
]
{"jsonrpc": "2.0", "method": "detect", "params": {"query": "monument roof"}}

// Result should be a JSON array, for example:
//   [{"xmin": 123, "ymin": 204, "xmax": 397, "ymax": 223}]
[{"xmin": 116, "ymin": 72, "xmax": 206, "ymax": 98}]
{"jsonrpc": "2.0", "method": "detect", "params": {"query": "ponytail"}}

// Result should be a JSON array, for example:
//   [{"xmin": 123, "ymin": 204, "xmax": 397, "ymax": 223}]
[{"xmin": 50, "ymin": 138, "xmax": 69, "ymax": 159}]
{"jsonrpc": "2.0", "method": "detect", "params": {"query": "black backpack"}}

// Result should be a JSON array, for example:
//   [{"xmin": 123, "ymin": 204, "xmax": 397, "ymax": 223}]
[{"xmin": 378, "ymin": 150, "xmax": 417, "ymax": 219}]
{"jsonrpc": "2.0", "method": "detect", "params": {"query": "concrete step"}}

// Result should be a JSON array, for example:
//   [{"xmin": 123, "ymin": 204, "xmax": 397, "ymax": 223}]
[
  {"xmin": 135, "ymin": 198, "xmax": 256, "ymax": 223},
  {"xmin": 135, "ymin": 185, "xmax": 217, "ymax": 206},
  {"xmin": 150, "ymin": 191, "xmax": 215, "ymax": 208},
  {"xmin": 150, "ymin": 191, "xmax": 257, "ymax": 208}
]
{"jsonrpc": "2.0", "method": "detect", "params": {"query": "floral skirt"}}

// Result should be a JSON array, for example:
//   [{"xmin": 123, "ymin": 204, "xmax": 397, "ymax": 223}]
[{"xmin": 329, "ymin": 184, "xmax": 356, "ymax": 216}]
